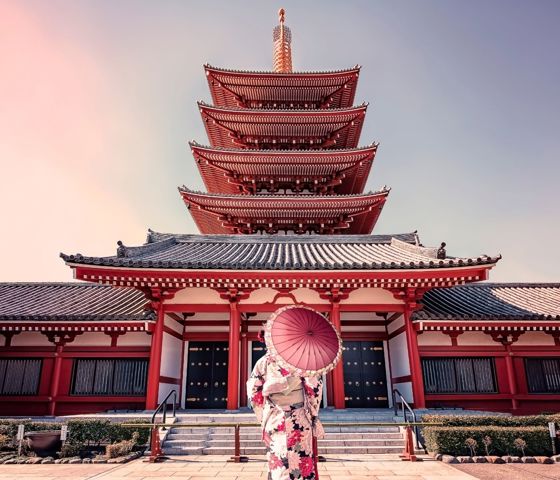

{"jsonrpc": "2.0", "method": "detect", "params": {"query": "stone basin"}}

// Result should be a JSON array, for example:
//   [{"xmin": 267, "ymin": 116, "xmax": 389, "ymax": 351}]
[{"xmin": 24, "ymin": 431, "xmax": 62, "ymax": 457}]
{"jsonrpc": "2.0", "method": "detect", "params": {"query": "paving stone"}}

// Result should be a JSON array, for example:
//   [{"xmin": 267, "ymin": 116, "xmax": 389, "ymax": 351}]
[
  {"xmin": 521, "ymin": 456, "xmax": 537, "ymax": 463},
  {"xmin": 534, "ymin": 456, "xmax": 554, "ymax": 464},
  {"xmin": 486, "ymin": 456, "xmax": 505, "ymax": 464},
  {"xmin": 456, "ymin": 456, "xmax": 473, "ymax": 463},
  {"xmin": 472, "ymin": 456, "xmax": 487, "ymax": 463},
  {"xmin": 441, "ymin": 455, "xmax": 458, "ymax": 463}
]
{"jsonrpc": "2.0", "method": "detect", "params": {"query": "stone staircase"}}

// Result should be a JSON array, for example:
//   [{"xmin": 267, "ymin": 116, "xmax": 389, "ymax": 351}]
[{"xmin": 162, "ymin": 409, "xmax": 406, "ymax": 456}]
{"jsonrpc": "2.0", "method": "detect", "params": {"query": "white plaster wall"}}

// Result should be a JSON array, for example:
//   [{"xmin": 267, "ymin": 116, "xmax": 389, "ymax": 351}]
[
  {"xmin": 392, "ymin": 381, "xmax": 413, "ymax": 404},
  {"xmin": 457, "ymin": 332, "xmax": 495, "ymax": 346},
  {"xmin": 10, "ymin": 332, "xmax": 51, "ymax": 346},
  {"xmin": 341, "ymin": 325, "xmax": 386, "ymax": 332},
  {"xmin": 191, "ymin": 312, "xmax": 229, "ymax": 321},
  {"xmin": 388, "ymin": 332, "xmax": 410, "ymax": 378},
  {"xmin": 185, "ymin": 326, "xmax": 229, "ymax": 333},
  {"xmin": 292, "ymin": 288, "xmax": 328, "ymax": 304},
  {"xmin": 158, "ymin": 382, "xmax": 177, "ymax": 404},
  {"xmin": 417, "ymin": 331, "xmax": 452, "ymax": 347},
  {"xmin": 164, "ymin": 314, "xmax": 184, "ymax": 334},
  {"xmin": 160, "ymin": 332, "xmax": 183, "ymax": 379},
  {"xmin": 117, "ymin": 332, "xmax": 151, "ymax": 346},
  {"xmin": 345, "ymin": 288, "xmax": 402, "ymax": 305},
  {"xmin": 241, "ymin": 288, "xmax": 277, "ymax": 304},
  {"xmin": 386, "ymin": 315, "xmax": 404, "ymax": 335},
  {"xmin": 167, "ymin": 287, "xmax": 224, "ymax": 304},
  {"xmin": 69, "ymin": 332, "xmax": 111, "ymax": 347},
  {"xmin": 515, "ymin": 331, "xmax": 555, "ymax": 346},
  {"xmin": 341, "ymin": 311, "xmax": 384, "ymax": 321}
]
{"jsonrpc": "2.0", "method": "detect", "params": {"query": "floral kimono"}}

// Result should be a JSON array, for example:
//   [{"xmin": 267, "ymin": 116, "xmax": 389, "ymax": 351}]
[{"xmin": 247, "ymin": 354, "xmax": 324, "ymax": 480}]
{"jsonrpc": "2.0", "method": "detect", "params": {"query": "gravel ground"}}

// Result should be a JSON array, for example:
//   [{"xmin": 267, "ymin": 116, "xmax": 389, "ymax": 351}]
[{"xmin": 453, "ymin": 463, "xmax": 560, "ymax": 480}]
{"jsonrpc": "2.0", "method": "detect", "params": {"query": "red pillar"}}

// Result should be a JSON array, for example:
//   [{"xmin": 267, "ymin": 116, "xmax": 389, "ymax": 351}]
[
  {"xmin": 330, "ymin": 300, "xmax": 346, "ymax": 409},
  {"xmin": 227, "ymin": 299, "xmax": 241, "ymax": 410},
  {"xmin": 146, "ymin": 302, "xmax": 164, "ymax": 410},
  {"xmin": 504, "ymin": 344, "xmax": 518, "ymax": 410},
  {"xmin": 239, "ymin": 324, "xmax": 248, "ymax": 407},
  {"xmin": 48, "ymin": 344, "xmax": 64, "ymax": 416},
  {"xmin": 403, "ymin": 308, "xmax": 425, "ymax": 408}
]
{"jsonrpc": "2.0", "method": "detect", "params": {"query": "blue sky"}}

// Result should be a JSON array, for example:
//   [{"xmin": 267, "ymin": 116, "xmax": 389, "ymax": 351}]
[{"xmin": 1, "ymin": 0, "xmax": 559, "ymax": 281}]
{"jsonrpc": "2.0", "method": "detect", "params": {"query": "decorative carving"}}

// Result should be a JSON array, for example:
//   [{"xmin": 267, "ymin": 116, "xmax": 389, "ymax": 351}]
[
  {"xmin": 487, "ymin": 331, "xmax": 522, "ymax": 346},
  {"xmin": 273, "ymin": 8, "xmax": 292, "ymax": 73},
  {"xmin": 437, "ymin": 242, "xmax": 447, "ymax": 260},
  {"xmin": 116, "ymin": 240, "xmax": 127, "ymax": 258},
  {"xmin": 43, "ymin": 332, "xmax": 80, "ymax": 347}
]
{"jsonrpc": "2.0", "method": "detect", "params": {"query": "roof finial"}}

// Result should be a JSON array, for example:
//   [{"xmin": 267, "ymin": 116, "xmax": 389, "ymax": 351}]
[{"xmin": 273, "ymin": 8, "xmax": 292, "ymax": 73}]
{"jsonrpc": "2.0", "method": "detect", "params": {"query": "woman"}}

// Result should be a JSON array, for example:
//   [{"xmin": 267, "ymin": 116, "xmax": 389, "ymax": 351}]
[{"xmin": 247, "ymin": 334, "xmax": 324, "ymax": 480}]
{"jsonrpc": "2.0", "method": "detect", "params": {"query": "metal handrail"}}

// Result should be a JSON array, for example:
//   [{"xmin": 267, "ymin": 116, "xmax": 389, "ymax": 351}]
[
  {"xmin": 392, "ymin": 388, "xmax": 423, "ymax": 450},
  {"xmin": 151, "ymin": 389, "xmax": 177, "ymax": 428}
]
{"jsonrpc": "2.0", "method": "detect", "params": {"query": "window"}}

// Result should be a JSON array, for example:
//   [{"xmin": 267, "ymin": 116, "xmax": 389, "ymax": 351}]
[
  {"xmin": 422, "ymin": 357, "xmax": 497, "ymax": 394},
  {"xmin": 0, "ymin": 358, "xmax": 42, "ymax": 395},
  {"xmin": 71, "ymin": 358, "xmax": 148, "ymax": 396},
  {"xmin": 525, "ymin": 358, "xmax": 560, "ymax": 394}
]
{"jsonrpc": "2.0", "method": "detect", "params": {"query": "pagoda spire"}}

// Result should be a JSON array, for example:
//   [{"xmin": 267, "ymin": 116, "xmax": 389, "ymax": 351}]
[{"xmin": 273, "ymin": 8, "xmax": 292, "ymax": 73}]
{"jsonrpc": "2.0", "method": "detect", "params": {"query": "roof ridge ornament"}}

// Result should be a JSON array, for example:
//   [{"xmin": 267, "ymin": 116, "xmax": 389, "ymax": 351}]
[{"xmin": 273, "ymin": 8, "xmax": 292, "ymax": 73}]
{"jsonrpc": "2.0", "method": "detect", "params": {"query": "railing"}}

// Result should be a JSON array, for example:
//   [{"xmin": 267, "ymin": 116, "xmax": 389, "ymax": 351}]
[
  {"xmin": 151, "ymin": 389, "xmax": 177, "ymax": 428},
  {"xmin": 125, "ymin": 420, "xmax": 438, "ymax": 463},
  {"xmin": 392, "ymin": 388, "xmax": 424, "ymax": 451},
  {"xmin": 147, "ymin": 390, "xmax": 178, "ymax": 462}
]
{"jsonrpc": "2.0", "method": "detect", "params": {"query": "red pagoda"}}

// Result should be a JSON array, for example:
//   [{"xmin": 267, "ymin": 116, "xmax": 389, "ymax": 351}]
[{"xmin": 2, "ymin": 10, "xmax": 558, "ymax": 418}]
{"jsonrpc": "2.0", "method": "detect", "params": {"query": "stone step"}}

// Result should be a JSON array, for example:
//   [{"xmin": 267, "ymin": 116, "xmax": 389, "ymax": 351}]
[
  {"xmin": 204, "ymin": 439, "xmax": 404, "ymax": 448},
  {"xmin": 203, "ymin": 432, "xmax": 403, "ymax": 441}
]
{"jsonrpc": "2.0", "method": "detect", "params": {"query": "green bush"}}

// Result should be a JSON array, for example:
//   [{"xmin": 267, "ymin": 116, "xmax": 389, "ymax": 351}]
[
  {"xmin": 423, "ymin": 426, "xmax": 551, "ymax": 456},
  {"xmin": 0, "ymin": 418, "xmax": 149, "ymax": 453},
  {"xmin": 422, "ymin": 414, "xmax": 560, "ymax": 428}
]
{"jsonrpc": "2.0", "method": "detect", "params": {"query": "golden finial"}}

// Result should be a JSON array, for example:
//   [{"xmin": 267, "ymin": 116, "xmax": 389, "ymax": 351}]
[{"xmin": 273, "ymin": 8, "xmax": 292, "ymax": 73}]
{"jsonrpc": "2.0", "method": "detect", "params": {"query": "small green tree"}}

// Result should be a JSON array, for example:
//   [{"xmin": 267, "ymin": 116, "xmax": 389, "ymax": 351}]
[
  {"xmin": 482, "ymin": 436, "xmax": 492, "ymax": 456},
  {"xmin": 465, "ymin": 437, "xmax": 478, "ymax": 456},
  {"xmin": 514, "ymin": 438, "xmax": 527, "ymax": 456}
]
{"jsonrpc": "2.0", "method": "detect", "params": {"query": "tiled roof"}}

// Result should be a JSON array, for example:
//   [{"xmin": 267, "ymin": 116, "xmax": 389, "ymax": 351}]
[
  {"xmin": 204, "ymin": 65, "xmax": 360, "ymax": 109},
  {"xmin": 61, "ymin": 232, "xmax": 500, "ymax": 271},
  {"xmin": 189, "ymin": 143, "xmax": 377, "ymax": 195},
  {"xmin": 415, "ymin": 283, "xmax": 560, "ymax": 320},
  {"xmin": 0, "ymin": 283, "xmax": 148, "ymax": 321},
  {"xmin": 198, "ymin": 103, "xmax": 367, "ymax": 150},
  {"xmin": 178, "ymin": 188, "xmax": 389, "ymax": 235}
]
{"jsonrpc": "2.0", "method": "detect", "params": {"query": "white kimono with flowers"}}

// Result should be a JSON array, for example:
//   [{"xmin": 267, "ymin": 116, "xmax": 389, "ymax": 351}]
[{"xmin": 247, "ymin": 354, "xmax": 324, "ymax": 480}]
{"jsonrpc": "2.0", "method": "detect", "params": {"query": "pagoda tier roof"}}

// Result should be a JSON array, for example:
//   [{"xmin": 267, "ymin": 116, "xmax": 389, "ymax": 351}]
[
  {"xmin": 190, "ymin": 143, "xmax": 378, "ymax": 195},
  {"xmin": 0, "ymin": 283, "xmax": 149, "ymax": 322},
  {"xmin": 198, "ymin": 103, "xmax": 367, "ymax": 150},
  {"xmin": 414, "ymin": 283, "xmax": 560, "ymax": 321},
  {"xmin": 178, "ymin": 188, "xmax": 389, "ymax": 235},
  {"xmin": 61, "ymin": 231, "xmax": 500, "ymax": 272},
  {"xmin": 204, "ymin": 64, "xmax": 360, "ymax": 109}
]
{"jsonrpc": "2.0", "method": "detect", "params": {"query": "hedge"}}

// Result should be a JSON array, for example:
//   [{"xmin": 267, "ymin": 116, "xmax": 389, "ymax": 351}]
[
  {"xmin": 0, "ymin": 418, "xmax": 150, "ymax": 449},
  {"xmin": 423, "ymin": 426, "xmax": 552, "ymax": 456},
  {"xmin": 422, "ymin": 414, "xmax": 560, "ymax": 428}
]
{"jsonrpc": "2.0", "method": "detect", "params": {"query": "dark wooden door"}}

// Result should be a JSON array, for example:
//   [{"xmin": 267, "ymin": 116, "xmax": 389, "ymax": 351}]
[
  {"xmin": 185, "ymin": 341, "xmax": 228, "ymax": 408},
  {"xmin": 251, "ymin": 340, "xmax": 267, "ymax": 372},
  {"xmin": 342, "ymin": 341, "xmax": 388, "ymax": 408}
]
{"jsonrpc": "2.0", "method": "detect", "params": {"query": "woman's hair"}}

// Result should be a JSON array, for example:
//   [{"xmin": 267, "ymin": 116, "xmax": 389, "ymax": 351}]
[{"xmin": 257, "ymin": 329, "xmax": 266, "ymax": 343}]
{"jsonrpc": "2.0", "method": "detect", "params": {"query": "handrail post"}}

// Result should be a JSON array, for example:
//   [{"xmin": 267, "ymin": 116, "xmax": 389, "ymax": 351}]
[{"xmin": 228, "ymin": 423, "xmax": 249, "ymax": 463}]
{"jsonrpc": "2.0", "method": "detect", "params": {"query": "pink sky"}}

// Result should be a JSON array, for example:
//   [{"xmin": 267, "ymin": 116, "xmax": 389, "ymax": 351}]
[{"xmin": 1, "ymin": 1, "xmax": 559, "ymax": 282}]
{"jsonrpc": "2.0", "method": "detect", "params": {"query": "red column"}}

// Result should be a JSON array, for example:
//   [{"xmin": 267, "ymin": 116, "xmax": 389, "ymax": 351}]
[
  {"xmin": 504, "ymin": 344, "xmax": 518, "ymax": 410},
  {"xmin": 239, "ymin": 324, "xmax": 248, "ymax": 407},
  {"xmin": 330, "ymin": 300, "xmax": 346, "ymax": 409},
  {"xmin": 403, "ymin": 308, "xmax": 425, "ymax": 408},
  {"xmin": 48, "ymin": 344, "xmax": 64, "ymax": 416},
  {"xmin": 146, "ymin": 302, "xmax": 164, "ymax": 410},
  {"xmin": 227, "ymin": 299, "xmax": 241, "ymax": 410}
]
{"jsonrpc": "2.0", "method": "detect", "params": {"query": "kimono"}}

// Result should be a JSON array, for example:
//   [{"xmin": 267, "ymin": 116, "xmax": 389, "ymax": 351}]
[{"xmin": 247, "ymin": 354, "xmax": 324, "ymax": 480}]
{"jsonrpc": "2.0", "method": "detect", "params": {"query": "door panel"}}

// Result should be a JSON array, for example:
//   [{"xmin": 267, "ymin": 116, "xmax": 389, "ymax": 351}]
[
  {"xmin": 185, "ymin": 341, "xmax": 228, "ymax": 408},
  {"xmin": 343, "ymin": 341, "xmax": 388, "ymax": 408}
]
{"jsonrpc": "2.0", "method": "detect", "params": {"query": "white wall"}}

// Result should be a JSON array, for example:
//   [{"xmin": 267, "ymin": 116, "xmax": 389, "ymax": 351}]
[
  {"xmin": 160, "ymin": 332, "xmax": 183, "ymax": 379},
  {"xmin": 10, "ymin": 332, "xmax": 51, "ymax": 346},
  {"xmin": 417, "ymin": 331, "xmax": 452, "ymax": 346}
]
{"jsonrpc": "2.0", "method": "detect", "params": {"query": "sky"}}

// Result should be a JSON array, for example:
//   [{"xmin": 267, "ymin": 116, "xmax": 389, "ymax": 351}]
[{"xmin": 1, "ymin": 0, "xmax": 559, "ymax": 282}]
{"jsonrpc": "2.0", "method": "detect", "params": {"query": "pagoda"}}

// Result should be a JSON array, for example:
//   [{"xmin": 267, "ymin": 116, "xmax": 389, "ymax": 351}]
[
  {"xmin": 2, "ymin": 9, "xmax": 560, "ymax": 420},
  {"xmin": 182, "ymin": 10, "xmax": 387, "ymax": 236}
]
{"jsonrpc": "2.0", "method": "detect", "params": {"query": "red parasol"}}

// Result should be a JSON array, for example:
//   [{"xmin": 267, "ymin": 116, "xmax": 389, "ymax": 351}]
[{"xmin": 264, "ymin": 305, "xmax": 342, "ymax": 377}]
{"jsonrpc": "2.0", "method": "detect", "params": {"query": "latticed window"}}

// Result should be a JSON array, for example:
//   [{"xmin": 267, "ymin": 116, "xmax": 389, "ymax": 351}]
[
  {"xmin": 0, "ymin": 358, "xmax": 42, "ymax": 395},
  {"xmin": 70, "ymin": 359, "xmax": 148, "ymax": 396},
  {"xmin": 422, "ymin": 357, "xmax": 497, "ymax": 394},
  {"xmin": 525, "ymin": 358, "xmax": 560, "ymax": 394}
]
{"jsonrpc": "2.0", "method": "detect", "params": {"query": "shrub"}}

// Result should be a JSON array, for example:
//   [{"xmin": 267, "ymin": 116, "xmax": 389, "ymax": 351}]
[
  {"xmin": 465, "ymin": 437, "xmax": 478, "ymax": 456},
  {"xmin": 422, "ymin": 414, "xmax": 560, "ymax": 428},
  {"xmin": 58, "ymin": 443, "xmax": 82, "ymax": 458},
  {"xmin": 0, "ymin": 434, "xmax": 10, "ymax": 449},
  {"xmin": 105, "ymin": 432, "xmax": 139, "ymax": 459},
  {"xmin": 423, "ymin": 426, "xmax": 551, "ymax": 456}
]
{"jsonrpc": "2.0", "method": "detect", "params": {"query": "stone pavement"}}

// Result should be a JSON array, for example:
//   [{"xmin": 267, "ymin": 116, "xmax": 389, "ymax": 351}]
[
  {"xmin": 0, "ymin": 455, "xmax": 478, "ymax": 480},
  {"xmin": 453, "ymin": 463, "xmax": 560, "ymax": 480}
]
